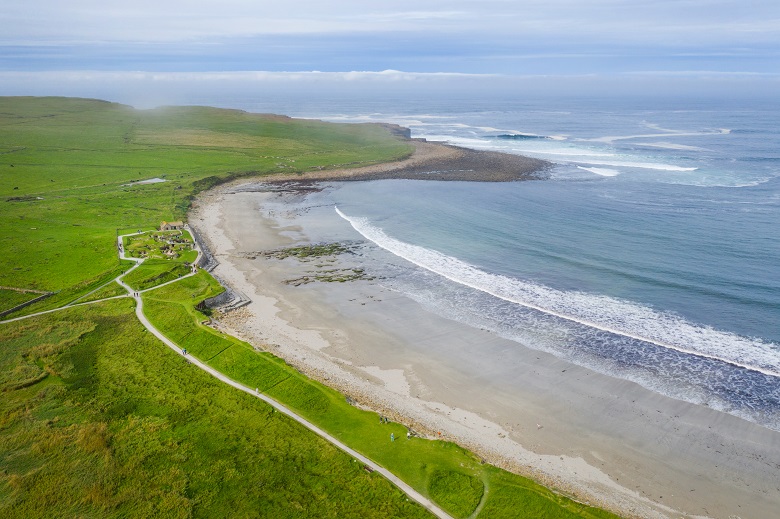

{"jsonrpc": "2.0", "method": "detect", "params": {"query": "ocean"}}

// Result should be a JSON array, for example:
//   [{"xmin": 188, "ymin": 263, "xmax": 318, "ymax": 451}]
[{"xmin": 234, "ymin": 94, "xmax": 780, "ymax": 431}]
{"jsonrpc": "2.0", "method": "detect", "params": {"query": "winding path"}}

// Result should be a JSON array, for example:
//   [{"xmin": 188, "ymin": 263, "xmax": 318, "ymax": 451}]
[
  {"xmin": 118, "ymin": 231, "xmax": 453, "ymax": 519},
  {"xmin": 128, "ymin": 286, "xmax": 451, "ymax": 518},
  {"xmin": 1, "ymin": 229, "xmax": 452, "ymax": 519}
]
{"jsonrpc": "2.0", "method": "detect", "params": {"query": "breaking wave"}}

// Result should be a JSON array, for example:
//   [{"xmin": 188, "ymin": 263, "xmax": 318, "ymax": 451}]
[{"xmin": 336, "ymin": 207, "xmax": 780, "ymax": 379}]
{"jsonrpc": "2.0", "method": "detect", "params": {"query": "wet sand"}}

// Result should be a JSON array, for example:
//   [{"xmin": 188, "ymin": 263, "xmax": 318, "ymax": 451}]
[
  {"xmin": 190, "ymin": 177, "xmax": 780, "ymax": 519},
  {"xmin": 264, "ymin": 138, "xmax": 550, "ymax": 183}
]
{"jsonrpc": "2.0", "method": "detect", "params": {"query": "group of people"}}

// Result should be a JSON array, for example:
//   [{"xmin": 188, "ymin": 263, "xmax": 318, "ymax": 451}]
[
  {"xmin": 381, "ymin": 415, "xmax": 412, "ymax": 442},
  {"xmin": 389, "ymin": 431, "xmax": 412, "ymax": 442}
]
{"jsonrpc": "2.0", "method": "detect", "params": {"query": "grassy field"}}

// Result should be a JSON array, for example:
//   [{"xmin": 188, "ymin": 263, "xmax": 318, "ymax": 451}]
[
  {"xmin": 0, "ymin": 96, "xmax": 410, "ymax": 314},
  {"xmin": 0, "ymin": 97, "xmax": 621, "ymax": 518},
  {"xmin": 0, "ymin": 289, "xmax": 41, "ymax": 313},
  {"xmin": 74, "ymin": 281, "xmax": 128, "ymax": 304},
  {"xmin": 123, "ymin": 230, "xmax": 197, "ymax": 262},
  {"xmin": 122, "ymin": 260, "xmax": 193, "ymax": 292},
  {"xmin": 142, "ymin": 271, "xmax": 618, "ymax": 519},
  {"xmin": 0, "ymin": 300, "xmax": 430, "ymax": 518}
]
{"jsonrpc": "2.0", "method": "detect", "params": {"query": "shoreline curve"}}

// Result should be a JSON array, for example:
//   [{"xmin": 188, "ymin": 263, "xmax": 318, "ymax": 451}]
[{"xmin": 263, "ymin": 134, "xmax": 551, "ymax": 183}]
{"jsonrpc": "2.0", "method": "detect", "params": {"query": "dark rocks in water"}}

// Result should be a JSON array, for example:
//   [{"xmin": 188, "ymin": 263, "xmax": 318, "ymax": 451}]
[{"xmin": 495, "ymin": 133, "xmax": 548, "ymax": 140}]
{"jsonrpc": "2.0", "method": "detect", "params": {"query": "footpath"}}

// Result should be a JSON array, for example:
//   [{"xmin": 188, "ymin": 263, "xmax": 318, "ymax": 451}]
[{"xmin": 2, "ymin": 229, "xmax": 453, "ymax": 519}]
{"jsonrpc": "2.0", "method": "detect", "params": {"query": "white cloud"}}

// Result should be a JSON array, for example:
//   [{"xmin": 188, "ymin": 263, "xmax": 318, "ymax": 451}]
[
  {"xmin": 3, "ymin": 0, "xmax": 779, "ymax": 44},
  {"xmin": 0, "ymin": 70, "xmax": 496, "ymax": 83},
  {"xmin": 2, "ymin": 0, "xmax": 779, "ymax": 77}
]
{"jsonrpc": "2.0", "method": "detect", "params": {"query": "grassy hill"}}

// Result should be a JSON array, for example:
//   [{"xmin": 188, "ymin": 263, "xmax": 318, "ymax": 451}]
[
  {"xmin": 0, "ymin": 97, "xmax": 409, "ymax": 310},
  {"xmin": 0, "ymin": 97, "xmax": 620, "ymax": 518}
]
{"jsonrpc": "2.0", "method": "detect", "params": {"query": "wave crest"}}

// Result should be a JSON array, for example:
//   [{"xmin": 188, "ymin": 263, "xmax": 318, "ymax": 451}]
[
  {"xmin": 496, "ymin": 133, "xmax": 549, "ymax": 140},
  {"xmin": 336, "ymin": 207, "xmax": 780, "ymax": 378}
]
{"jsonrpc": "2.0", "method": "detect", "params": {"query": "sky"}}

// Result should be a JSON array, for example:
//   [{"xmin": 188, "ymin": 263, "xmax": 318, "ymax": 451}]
[{"xmin": 2, "ymin": 1, "xmax": 779, "ymax": 102}]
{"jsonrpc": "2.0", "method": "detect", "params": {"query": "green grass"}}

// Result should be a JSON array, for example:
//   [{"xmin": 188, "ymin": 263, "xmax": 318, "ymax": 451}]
[
  {"xmin": 143, "ymin": 273, "xmax": 621, "ymax": 519},
  {"xmin": 83, "ymin": 230, "xmax": 196, "ymax": 296},
  {"xmin": 0, "ymin": 97, "xmax": 622, "ymax": 518},
  {"xmin": 0, "ymin": 300, "xmax": 430, "ymax": 518},
  {"xmin": 122, "ymin": 260, "xmax": 192, "ymax": 291},
  {"xmin": 0, "ymin": 290, "xmax": 41, "ymax": 313},
  {"xmin": 6, "ymin": 264, "xmax": 131, "ymax": 318},
  {"xmin": 0, "ymin": 96, "xmax": 411, "ymax": 302},
  {"xmin": 74, "ymin": 281, "xmax": 128, "ymax": 304},
  {"xmin": 123, "ymin": 231, "xmax": 195, "ymax": 261},
  {"xmin": 428, "ymin": 470, "xmax": 484, "ymax": 518}
]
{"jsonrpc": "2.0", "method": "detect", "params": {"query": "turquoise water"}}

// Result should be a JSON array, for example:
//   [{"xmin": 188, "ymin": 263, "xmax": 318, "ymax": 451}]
[{"xmin": 248, "ymin": 95, "xmax": 780, "ymax": 429}]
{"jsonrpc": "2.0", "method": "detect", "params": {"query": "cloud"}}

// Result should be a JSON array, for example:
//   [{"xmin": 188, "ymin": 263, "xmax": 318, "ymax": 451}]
[
  {"xmin": 1, "ymin": 2, "xmax": 473, "ymax": 42},
  {"xmin": 2, "ymin": 1, "xmax": 779, "ymax": 75},
  {"xmin": 4, "ymin": 0, "xmax": 780, "ymax": 44},
  {"xmin": 0, "ymin": 70, "xmax": 496, "ymax": 84}
]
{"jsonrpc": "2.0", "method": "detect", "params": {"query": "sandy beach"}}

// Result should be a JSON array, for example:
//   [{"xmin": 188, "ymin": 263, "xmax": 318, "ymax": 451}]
[
  {"xmin": 263, "ymin": 137, "xmax": 550, "ymax": 183},
  {"xmin": 189, "ymin": 144, "xmax": 780, "ymax": 519}
]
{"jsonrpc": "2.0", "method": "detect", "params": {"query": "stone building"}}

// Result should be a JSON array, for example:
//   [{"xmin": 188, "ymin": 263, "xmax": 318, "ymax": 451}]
[{"xmin": 160, "ymin": 221, "xmax": 184, "ymax": 231}]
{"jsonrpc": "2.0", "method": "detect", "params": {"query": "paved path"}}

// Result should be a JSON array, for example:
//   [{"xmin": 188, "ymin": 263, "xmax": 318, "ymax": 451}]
[
  {"xmin": 1, "ymin": 229, "xmax": 452, "ymax": 518},
  {"xmin": 0, "ymin": 295, "xmax": 131, "ymax": 324},
  {"xmin": 126, "ymin": 283, "xmax": 451, "ymax": 518},
  {"xmin": 1, "ymin": 231, "xmax": 188, "ymax": 324}
]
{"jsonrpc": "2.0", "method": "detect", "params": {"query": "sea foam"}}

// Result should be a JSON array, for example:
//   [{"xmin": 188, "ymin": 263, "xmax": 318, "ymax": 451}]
[
  {"xmin": 577, "ymin": 166, "xmax": 621, "ymax": 177},
  {"xmin": 336, "ymin": 207, "xmax": 780, "ymax": 379},
  {"xmin": 432, "ymin": 136, "xmax": 697, "ymax": 172},
  {"xmin": 569, "ymin": 159, "xmax": 698, "ymax": 172},
  {"xmin": 583, "ymin": 128, "xmax": 731, "ymax": 144}
]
